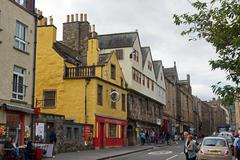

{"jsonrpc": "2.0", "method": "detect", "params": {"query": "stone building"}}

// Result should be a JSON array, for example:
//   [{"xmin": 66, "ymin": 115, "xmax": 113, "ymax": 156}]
[
  {"xmin": 235, "ymin": 95, "xmax": 240, "ymax": 130},
  {"xmin": 0, "ymin": 0, "xmax": 35, "ymax": 152},
  {"xmin": 192, "ymin": 96, "xmax": 201, "ymax": 134},
  {"xmin": 207, "ymin": 98, "xmax": 228, "ymax": 132},
  {"xmin": 199, "ymin": 101, "xmax": 214, "ymax": 136},
  {"xmin": 163, "ymin": 63, "xmax": 178, "ymax": 135},
  {"xmin": 228, "ymin": 104, "xmax": 236, "ymax": 130},
  {"xmin": 98, "ymin": 32, "xmax": 166, "ymax": 145}
]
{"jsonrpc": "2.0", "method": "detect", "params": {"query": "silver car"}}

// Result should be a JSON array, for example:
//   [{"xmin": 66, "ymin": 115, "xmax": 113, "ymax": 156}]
[{"xmin": 197, "ymin": 137, "xmax": 232, "ymax": 160}]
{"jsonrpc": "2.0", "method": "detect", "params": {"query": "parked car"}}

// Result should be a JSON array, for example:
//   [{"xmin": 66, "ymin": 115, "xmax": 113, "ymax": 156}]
[{"xmin": 197, "ymin": 137, "xmax": 232, "ymax": 160}]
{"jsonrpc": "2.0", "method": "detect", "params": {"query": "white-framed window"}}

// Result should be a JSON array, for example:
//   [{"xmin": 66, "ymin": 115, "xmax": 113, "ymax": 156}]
[
  {"xmin": 15, "ymin": 0, "xmax": 27, "ymax": 7},
  {"xmin": 12, "ymin": 66, "xmax": 26, "ymax": 100},
  {"xmin": 15, "ymin": 21, "xmax": 28, "ymax": 51}
]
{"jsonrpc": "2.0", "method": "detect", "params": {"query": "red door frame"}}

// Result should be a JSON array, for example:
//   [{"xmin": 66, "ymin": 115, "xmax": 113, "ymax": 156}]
[
  {"xmin": 6, "ymin": 111, "xmax": 24, "ymax": 145},
  {"xmin": 99, "ymin": 123, "xmax": 104, "ymax": 148}
]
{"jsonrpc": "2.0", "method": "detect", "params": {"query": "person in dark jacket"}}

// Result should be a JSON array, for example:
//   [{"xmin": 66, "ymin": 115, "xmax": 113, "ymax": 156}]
[
  {"xmin": 25, "ymin": 138, "xmax": 33, "ymax": 160},
  {"xmin": 49, "ymin": 129, "xmax": 57, "ymax": 157}
]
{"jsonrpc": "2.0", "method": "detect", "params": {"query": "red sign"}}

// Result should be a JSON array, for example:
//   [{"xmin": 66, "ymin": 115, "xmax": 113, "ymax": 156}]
[{"xmin": 96, "ymin": 116, "xmax": 127, "ymax": 125}]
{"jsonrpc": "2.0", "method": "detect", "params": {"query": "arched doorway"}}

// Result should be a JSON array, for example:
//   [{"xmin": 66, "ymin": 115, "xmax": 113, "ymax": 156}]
[{"xmin": 127, "ymin": 125, "xmax": 134, "ymax": 146}]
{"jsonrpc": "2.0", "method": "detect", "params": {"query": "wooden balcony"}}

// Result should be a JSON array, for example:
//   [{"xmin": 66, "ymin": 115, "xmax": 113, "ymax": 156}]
[{"xmin": 64, "ymin": 66, "xmax": 96, "ymax": 79}]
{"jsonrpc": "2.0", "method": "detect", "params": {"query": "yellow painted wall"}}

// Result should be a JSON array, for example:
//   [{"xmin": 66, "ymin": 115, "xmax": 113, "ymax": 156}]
[{"xmin": 36, "ymin": 25, "xmax": 127, "ymax": 137}]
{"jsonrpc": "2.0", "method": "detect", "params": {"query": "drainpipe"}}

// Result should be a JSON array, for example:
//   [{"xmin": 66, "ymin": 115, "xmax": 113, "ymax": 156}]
[{"xmin": 85, "ymin": 78, "xmax": 90, "ymax": 124}]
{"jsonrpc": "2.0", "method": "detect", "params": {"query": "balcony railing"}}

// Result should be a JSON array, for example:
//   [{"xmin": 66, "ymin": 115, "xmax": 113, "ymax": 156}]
[{"xmin": 64, "ymin": 66, "xmax": 96, "ymax": 79}]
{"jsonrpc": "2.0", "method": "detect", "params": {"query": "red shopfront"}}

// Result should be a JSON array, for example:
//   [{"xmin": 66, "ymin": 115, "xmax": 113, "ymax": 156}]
[{"xmin": 94, "ymin": 115, "xmax": 127, "ymax": 149}]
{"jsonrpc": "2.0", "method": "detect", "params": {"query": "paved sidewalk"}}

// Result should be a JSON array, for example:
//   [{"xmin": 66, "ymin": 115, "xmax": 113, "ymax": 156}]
[{"xmin": 47, "ymin": 143, "xmax": 169, "ymax": 160}]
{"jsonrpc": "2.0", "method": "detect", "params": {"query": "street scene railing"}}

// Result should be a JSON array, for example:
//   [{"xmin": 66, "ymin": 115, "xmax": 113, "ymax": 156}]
[{"xmin": 64, "ymin": 66, "xmax": 96, "ymax": 78}]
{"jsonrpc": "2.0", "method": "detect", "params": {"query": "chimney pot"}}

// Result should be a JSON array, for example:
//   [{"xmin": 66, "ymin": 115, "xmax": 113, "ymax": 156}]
[
  {"xmin": 92, "ymin": 25, "xmax": 95, "ymax": 32},
  {"xmin": 75, "ymin": 13, "xmax": 79, "ymax": 21},
  {"xmin": 80, "ymin": 13, "xmax": 83, "ymax": 22},
  {"xmin": 67, "ymin": 15, "xmax": 70, "ymax": 22},
  {"xmin": 49, "ymin": 16, "xmax": 53, "ymax": 25},
  {"xmin": 71, "ymin": 14, "xmax": 74, "ymax": 22},
  {"xmin": 84, "ymin": 14, "xmax": 87, "ymax": 21},
  {"xmin": 174, "ymin": 61, "xmax": 176, "ymax": 67}
]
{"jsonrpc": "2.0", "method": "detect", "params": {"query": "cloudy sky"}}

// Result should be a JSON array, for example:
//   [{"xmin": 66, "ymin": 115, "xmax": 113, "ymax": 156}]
[{"xmin": 36, "ymin": 0, "xmax": 228, "ymax": 101}]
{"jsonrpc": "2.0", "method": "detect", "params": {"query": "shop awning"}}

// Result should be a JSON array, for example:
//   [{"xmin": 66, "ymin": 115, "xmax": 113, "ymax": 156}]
[{"xmin": 1, "ymin": 103, "xmax": 34, "ymax": 114}]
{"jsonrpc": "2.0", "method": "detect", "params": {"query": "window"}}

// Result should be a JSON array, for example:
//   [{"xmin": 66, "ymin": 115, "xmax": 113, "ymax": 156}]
[
  {"xmin": 111, "ymin": 89, "xmax": 116, "ymax": 109},
  {"xmin": 66, "ymin": 127, "xmax": 72, "ymax": 140},
  {"xmin": 116, "ymin": 49, "xmax": 123, "ymax": 60},
  {"xmin": 111, "ymin": 64, "xmax": 116, "ymax": 80},
  {"xmin": 109, "ymin": 124, "xmax": 116, "ymax": 137},
  {"xmin": 15, "ymin": 0, "xmax": 26, "ymax": 7},
  {"xmin": 15, "ymin": 21, "xmax": 27, "ymax": 51},
  {"xmin": 152, "ymin": 81, "xmax": 154, "ymax": 91},
  {"xmin": 43, "ymin": 90, "xmax": 56, "ymax": 107},
  {"xmin": 12, "ymin": 66, "xmax": 26, "ymax": 100},
  {"xmin": 74, "ymin": 128, "xmax": 79, "ymax": 139},
  {"xmin": 97, "ymin": 85, "xmax": 103, "ymax": 106},
  {"xmin": 142, "ymin": 75, "xmax": 145, "ymax": 86},
  {"xmin": 122, "ymin": 94, "xmax": 126, "ymax": 112},
  {"xmin": 148, "ymin": 61, "xmax": 152, "ymax": 71},
  {"xmin": 147, "ymin": 78, "xmax": 150, "ymax": 88}
]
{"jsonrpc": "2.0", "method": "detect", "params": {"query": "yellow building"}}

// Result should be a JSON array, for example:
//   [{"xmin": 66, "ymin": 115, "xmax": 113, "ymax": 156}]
[{"xmin": 35, "ymin": 14, "xmax": 127, "ymax": 149}]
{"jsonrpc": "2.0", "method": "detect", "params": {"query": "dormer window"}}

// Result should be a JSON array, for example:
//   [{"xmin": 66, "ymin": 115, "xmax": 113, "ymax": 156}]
[
  {"xmin": 15, "ymin": 0, "xmax": 27, "ymax": 7},
  {"xmin": 148, "ymin": 61, "xmax": 152, "ymax": 71}
]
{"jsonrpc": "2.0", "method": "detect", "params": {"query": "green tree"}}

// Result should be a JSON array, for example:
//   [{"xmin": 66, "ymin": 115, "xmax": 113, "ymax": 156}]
[{"xmin": 173, "ymin": 0, "xmax": 240, "ymax": 105}]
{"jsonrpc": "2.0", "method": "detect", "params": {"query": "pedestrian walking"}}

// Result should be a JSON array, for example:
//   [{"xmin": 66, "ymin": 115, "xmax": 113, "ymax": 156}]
[
  {"xmin": 49, "ymin": 128, "xmax": 57, "ymax": 157},
  {"xmin": 234, "ymin": 130, "xmax": 240, "ymax": 160},
  {"xmin": 183, "ymin": 131, "xmax": 189, "ymax": 160},
  {"xmin": 139, "ymin": 130, "xmax": 145, "ymax": 145},
  {"xmin": 166, "ymin": 132, "xmax": 170, "ymax": 145},
  {"xmin": 145, "ymin": 130, "xmax": 149, "ymax": 144},
  {"xmin": 186, "ymin": 135, "xmax": 197, "ymax": 160},
  {"xmin": 155, "ymin": 132, "xmax": 159, "ymax": 144}
]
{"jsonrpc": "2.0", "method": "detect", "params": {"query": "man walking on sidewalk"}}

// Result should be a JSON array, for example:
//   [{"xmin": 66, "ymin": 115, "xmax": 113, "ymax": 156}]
[{"xmin": 139, "ymin": 130, "xmax": 145, "ymax": 145}]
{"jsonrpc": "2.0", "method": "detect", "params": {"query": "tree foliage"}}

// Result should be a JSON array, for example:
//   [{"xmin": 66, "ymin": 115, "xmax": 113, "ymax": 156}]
[{"xmin": 173, "ymin": 0, "xmax": 240, "ymax": 105}]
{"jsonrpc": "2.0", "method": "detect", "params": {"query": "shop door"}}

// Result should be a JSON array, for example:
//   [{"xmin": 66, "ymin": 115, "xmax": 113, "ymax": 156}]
[
  {"xmin": 121, "ymin": 126, "xmax": 125, "ymax": 145},
  {"xmin": 99, "ymin": 123, "xmax": 104, "ymax": 148},
  {"xmin": 127, "ymin": 125, "xmax": 134, "ymax": 146},
  {"xmin": 6, "ymin": 112, "xmax": 24, "ymax": 145}
]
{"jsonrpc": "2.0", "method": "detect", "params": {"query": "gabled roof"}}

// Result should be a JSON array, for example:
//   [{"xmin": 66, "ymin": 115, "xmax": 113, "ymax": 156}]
[
  {"xmin": 98, "ymin": 32, "xmax": 138, "ymax": 49},
  {"xmin": 163, "ymin": 67, "xmax": 177, "ymax": 78},
  {"xmin": 153, "ymin": 60, "xmax": 163, "ymax": 79},
  {"xmin": 141, "ymin": 47, "xmax": 150, "ymax": 68},
  {"xmin": 53, "ymin": 41, "xmax": 81, "ymax": 65}
]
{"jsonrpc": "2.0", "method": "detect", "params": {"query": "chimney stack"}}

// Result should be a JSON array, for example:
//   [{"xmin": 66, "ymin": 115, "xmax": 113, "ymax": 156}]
[
  {"xmin": 71, "ymin": 14, "xmax": 74, "ymax": 22},
  {"xmin": 84, "ymin": 14, "xmax": 87, "ymax": 21},
  {"xmin": 75, "ymin": 13, "xmax": 79, "ymax": 21},
  {"xmin": 174, "ymin": 61, "xmax": 176, "ymax": 67},
  {"xmin": 67, "ymin": 15, "xmax": 70, "ymax": 22},
  {"xmin": 187, "ymin": 74, "xmax": 190, "ymax": 83},
  {"xmin": 80, "ymin": 13, "xmax": 83, "ymax": 22}
]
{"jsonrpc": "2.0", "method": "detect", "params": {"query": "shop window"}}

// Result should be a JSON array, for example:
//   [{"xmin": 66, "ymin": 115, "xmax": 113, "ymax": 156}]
[
  {"xmin": 15, "ymin": 0, "xmax": 27, "ymax": 7},
  {"xmin": 122, "ymin": 94, "xmax": 126, "ymax": 112},
  {"xmin": 116, "ymin": 49, "xmax": 123, "ymax": 60},
  {"xmin": 12, "ymin": 65, "xmax": 26, "ymax": 101},
  {"xmin": 110, "ymin": 64, "xmax": 116, "ymax": 80},
  {"xmin": 66, "ymin": 127, "xmax": 72, "ymax": 140},
  {"xmin": 43, "ymin": 90, "xmax": 56, "ymax": 107},
  {"xmin": 74, "ymin": 128, "xmax": 79, "ymax": 140},
  {"xmin": 15, "ymin": 21, "xmax": 28, "ymax": 51},
  {"xmin": 97, "ymin": 85, "xmax": 103, "ymax": 106},
  {"xmin": 109, "ymin": 124, "xmax": 116, "ymax": 138}
]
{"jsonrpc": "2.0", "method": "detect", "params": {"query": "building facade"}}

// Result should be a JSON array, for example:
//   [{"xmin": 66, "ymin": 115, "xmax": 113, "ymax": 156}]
[
  {"xmin": 99, "ymin": 32, "xmax": 166, "ymax": 145},
  {"xmin": 35, "ymin": 14, "xmax": 128, "ymax": 150},
  {"xmin": 235, "ymin": 95, "xmax": 240, "ymax": 130},
  {"xmin": 0, "ymin": 0, "xmax": 35, "ymax": 151},
  {"xmin": 199, "ymin": 101, "xmax": 214, "ymax": 136}
]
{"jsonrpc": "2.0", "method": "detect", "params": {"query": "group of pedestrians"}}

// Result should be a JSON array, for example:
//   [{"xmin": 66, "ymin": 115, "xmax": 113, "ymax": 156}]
[{"xmin": 139, "ymin": 129, "xmax": 171, "ymax": 145}]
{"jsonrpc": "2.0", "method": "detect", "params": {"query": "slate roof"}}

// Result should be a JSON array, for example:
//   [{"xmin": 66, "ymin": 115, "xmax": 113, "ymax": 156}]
[
  {"xmin": 53, "ymin": 41, "xmax": 82, "ymax": 65},
  {"xmin": 141, "ymin": 47, "xmax": 150, "ymax": 68},
  {"xmin": 163, "ymin": 67, "xmax": 177, "ymax": 78},
  {"xmin": 153, "ymin": 60, "xmax": 163, "ymax": 79},
  {"xmin": 98, "ymin": 32, "xmax": 138, "ymax": 49},
  {"xmin": 98, "ymin": 53, "xmax": 112, "ymax": 65}
]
